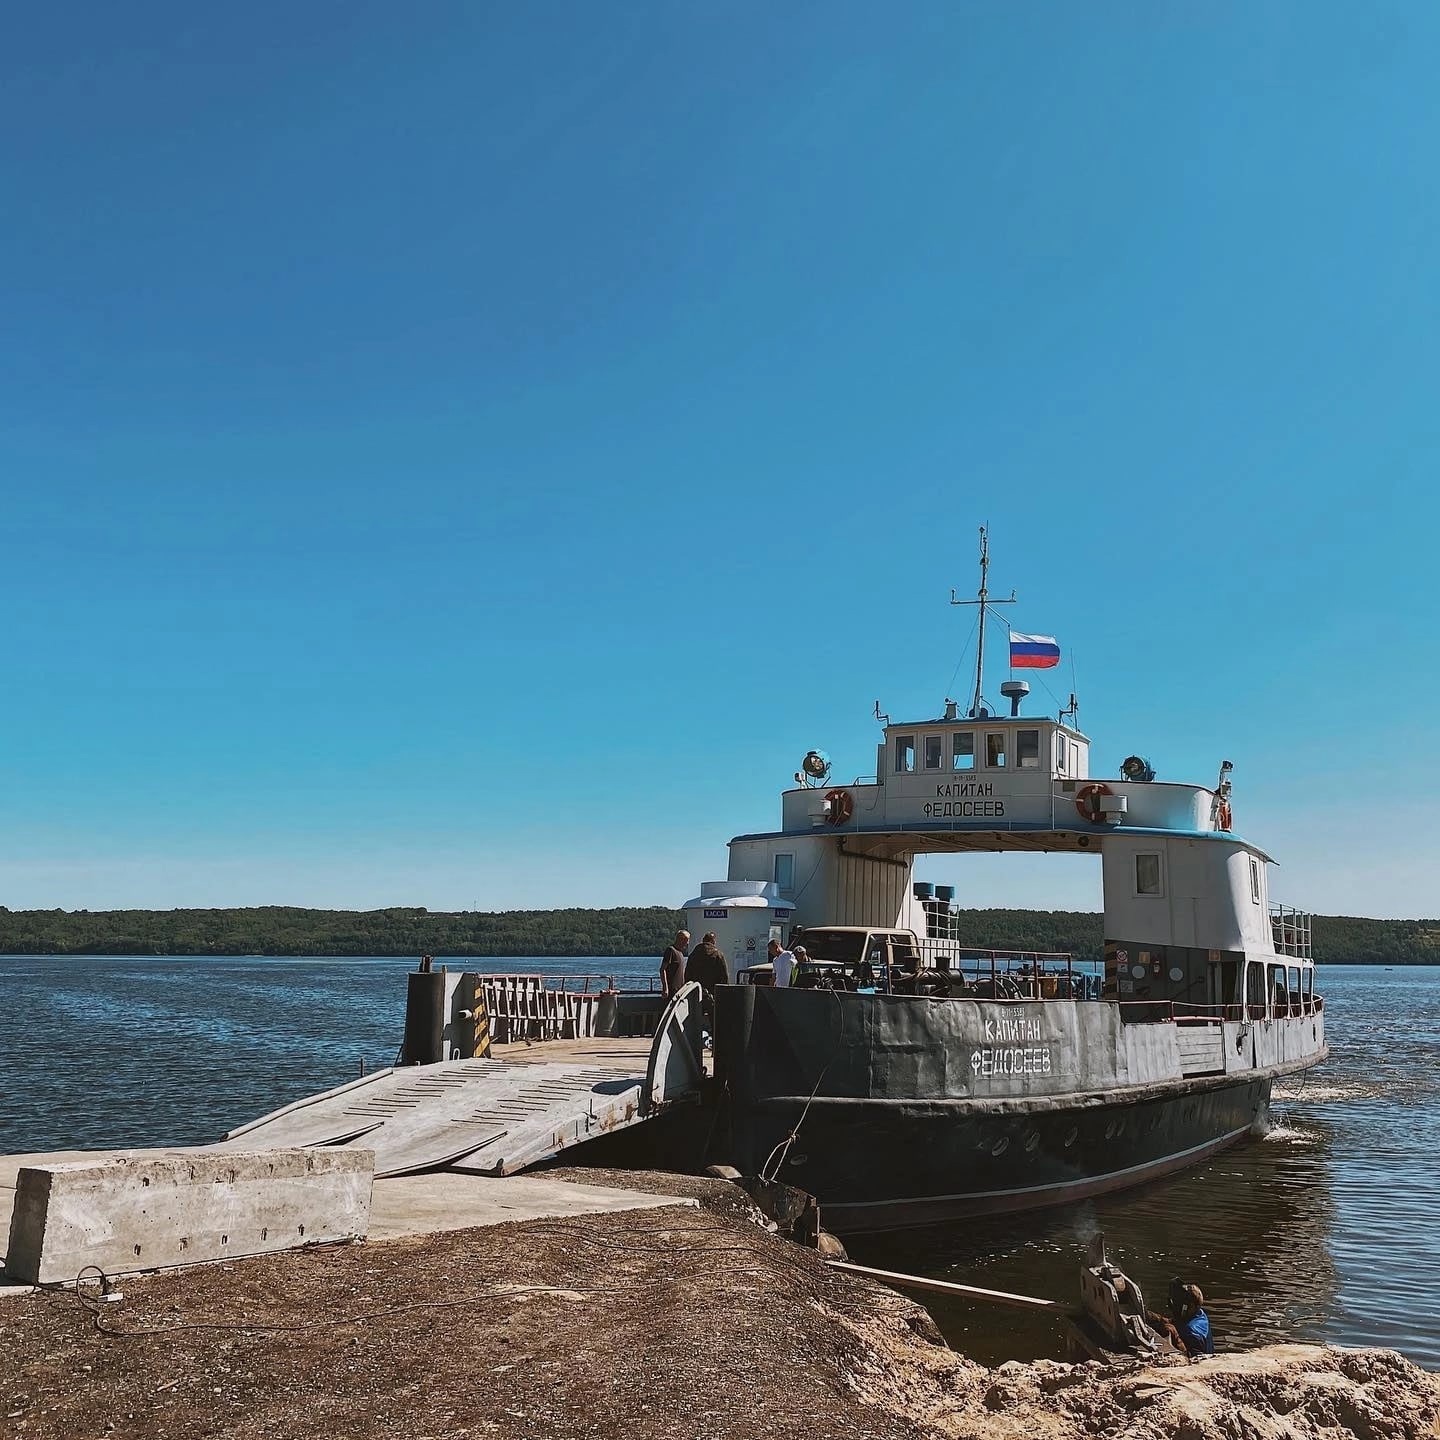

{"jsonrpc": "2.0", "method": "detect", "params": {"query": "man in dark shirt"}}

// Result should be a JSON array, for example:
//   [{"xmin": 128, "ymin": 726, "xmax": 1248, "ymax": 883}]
[
  {"xmin": 684, "ymin": 932, "xmax": 730, "ymax": 995},
  {"xmin": 660, "ymin": 929, "xmax": 690, "ymax": 999},
  {"xmin": 684, "ymin": 932, "xmax": 730, "ymax": 1044}
]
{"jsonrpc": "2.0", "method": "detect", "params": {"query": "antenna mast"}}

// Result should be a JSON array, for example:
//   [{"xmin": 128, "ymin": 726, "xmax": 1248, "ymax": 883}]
[{"xmin": 950, "ymin": 525, "xmax": 1016, "ymax": 718}]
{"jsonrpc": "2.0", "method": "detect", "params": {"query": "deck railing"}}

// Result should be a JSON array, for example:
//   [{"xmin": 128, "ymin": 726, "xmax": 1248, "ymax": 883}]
[
  {"xmin": 1270, "ymin": 903, "xmax": 1314, "ymax": 960},
  {"xmin": 912, "ymin": 939, "xmax": 1100, "ymax": 998},
  {"xmin": 478, "ymin": 973, "xmax": 622, "ymax": 1044},
  {"xmin": 1118, "ymin": 996, "xmax": 1325, "ymax": 1025}
]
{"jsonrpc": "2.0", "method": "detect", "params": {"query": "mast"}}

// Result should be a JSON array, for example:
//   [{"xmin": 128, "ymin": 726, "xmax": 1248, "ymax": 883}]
[
  {"xmin": 950, "ymin": 526, "xmax": 1016, "ymax": 718},
  {"xmin": 972, "ymin": 528, "xmax": 990, "ymax": 718}
]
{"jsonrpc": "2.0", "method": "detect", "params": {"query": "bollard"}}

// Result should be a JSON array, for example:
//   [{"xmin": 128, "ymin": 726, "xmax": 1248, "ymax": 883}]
[{"xmin": 402, "ymin": 968, "xmax": 446, "ymax": 1064}]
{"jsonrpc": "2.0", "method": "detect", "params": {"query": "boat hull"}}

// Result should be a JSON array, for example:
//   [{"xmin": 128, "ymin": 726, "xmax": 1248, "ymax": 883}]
[
  {"xmin": 727, "ymin": 1074, "xmax": 1271, "ymax": 1233},
  {"xmin": 712, "ymin": 984, "xmax": 1321, "ymax": 1234}
]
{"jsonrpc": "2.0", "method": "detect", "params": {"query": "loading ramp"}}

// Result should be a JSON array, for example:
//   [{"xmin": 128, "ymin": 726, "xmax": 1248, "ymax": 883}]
[{"xmin": 216, "ymin": 983, "xmax": 704, "ymax": 1180}]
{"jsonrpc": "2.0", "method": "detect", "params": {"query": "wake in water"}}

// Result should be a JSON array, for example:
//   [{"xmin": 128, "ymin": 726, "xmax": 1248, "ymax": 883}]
[
  {"xmin": 1260, "ymin": 1123, "xmax": 1322, "ymax": 1144},
  {"xmin": 1272, "ymin": 1080, "xmax": 1385, "ymax": 1103}
]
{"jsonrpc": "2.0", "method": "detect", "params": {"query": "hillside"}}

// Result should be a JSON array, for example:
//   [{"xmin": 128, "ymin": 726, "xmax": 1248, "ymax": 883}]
[{"xmin": 0, "ymin": 905, "xmax": 1435, "ymax": 964}]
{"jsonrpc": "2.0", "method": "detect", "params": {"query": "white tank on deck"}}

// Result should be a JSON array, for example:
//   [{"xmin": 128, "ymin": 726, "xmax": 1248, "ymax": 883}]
[{"xmin": 681, "ymin": 880, "xmax": 794, "ymax": 979}]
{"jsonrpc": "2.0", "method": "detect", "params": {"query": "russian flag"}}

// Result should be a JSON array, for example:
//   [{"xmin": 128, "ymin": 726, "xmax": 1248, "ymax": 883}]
[{"xmin": 1009, "ymin": 632, "xmax": 1061, "ymax": 669}]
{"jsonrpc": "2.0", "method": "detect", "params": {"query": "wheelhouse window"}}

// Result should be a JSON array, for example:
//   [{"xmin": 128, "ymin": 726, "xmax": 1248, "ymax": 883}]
[
  {"xmin": 1056, "ymin": 735, "xmax": 1068, "ymax": 773},
  {"xmin": 923, "ymin": 734, "xmax": 943, "ymax": 770},
  {"xmin": 894, "ymin": 735, "xmax": 915, "ymax": 773},
  {"xmin": 1135, "ymin": 852, "xmax": 1163, "ymax": 896},
  {"xmin": 985, "ymin": 732, "xmax": 1007, "ymax": 768},
  {"xmin": 1016, "ymin": 729, "xmax": 1041, "ymax": 769},
  {"xmin": 773, "ymin": 853, "xmax": 794, "ymax": 891},
  {"xmin": 1249, "ymin": 857, "xmax": 1261, "ymax": 904},
  {"xmin": 952, "ymin": 732, "xmax": 975, "ymax": 770}
]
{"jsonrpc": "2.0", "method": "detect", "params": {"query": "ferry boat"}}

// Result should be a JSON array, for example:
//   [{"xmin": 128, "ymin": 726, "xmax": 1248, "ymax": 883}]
[{"xmin": 683, "ymin": 530, "xmax": 1327, "ymax": 1233}]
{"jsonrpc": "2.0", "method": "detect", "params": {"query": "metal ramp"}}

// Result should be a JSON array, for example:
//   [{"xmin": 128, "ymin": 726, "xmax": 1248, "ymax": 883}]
[{"xmin": 217, "ymin": 983, "xmax": 704, "ymax": 1180}]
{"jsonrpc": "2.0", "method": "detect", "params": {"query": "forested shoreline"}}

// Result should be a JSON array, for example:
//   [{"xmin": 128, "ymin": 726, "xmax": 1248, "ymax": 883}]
[{"xmin": 0, "ymin": 905, "xmax": 1435, "ymax": 964}]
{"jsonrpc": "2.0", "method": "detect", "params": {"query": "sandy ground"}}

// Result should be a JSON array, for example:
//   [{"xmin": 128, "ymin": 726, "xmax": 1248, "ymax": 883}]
[{"xmin": 2, "ymin": 1175, "xmax": 1436, "ymax": 1440}]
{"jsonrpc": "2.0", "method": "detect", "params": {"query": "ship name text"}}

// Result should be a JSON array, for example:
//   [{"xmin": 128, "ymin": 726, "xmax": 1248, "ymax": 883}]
[
  {"xmin": 924, "ymin": 781, "xmax": 1005, "ymax": 818},
  {"xmin": 970, "ymin": 1047, "xmax": 1054, "ymax": 1078},
  {"xmin": 984, "ymin": 1015, "xmax": 1044, "ymax": 1043}
]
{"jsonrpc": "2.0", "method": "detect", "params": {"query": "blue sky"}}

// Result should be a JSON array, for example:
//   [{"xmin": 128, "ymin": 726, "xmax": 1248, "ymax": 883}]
[{"xmin": 2, "ymin": 3, "xmax": 1435, "ymax": 918}]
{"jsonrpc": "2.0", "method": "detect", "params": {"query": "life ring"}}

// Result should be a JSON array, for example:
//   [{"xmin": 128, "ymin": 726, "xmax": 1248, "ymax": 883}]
[
  {"xmin": 1074, "ymin": 783, "xmax": 1112, "ymax": 823},
  {"xmin": 823, "ymin": 788, "xmax": 854, "ymax": 825},
  {"xmin": 1216, "ymin": 800, "xmax": 1233, "ymax": 831}
]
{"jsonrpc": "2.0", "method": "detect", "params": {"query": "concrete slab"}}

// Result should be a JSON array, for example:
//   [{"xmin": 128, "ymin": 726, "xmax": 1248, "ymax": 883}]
[
  {"xmin": 367, "ymin": 1172, "xmax": 698, "ymax": 1239},
  {"xmin": 0, "ymin": 1148, "xmax": 207, "ymax": 1274},
  {"xmin": 6, "ymin": 1148, "xmax": 374, "ymax": 1286}
]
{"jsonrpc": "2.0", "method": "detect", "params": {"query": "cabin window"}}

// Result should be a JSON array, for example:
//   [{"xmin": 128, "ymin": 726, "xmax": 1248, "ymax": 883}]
[
  {"xmin": 985, "ymin": 732, "xmax": 1007, "ymax": 768},
  {"xmin": 1249, "ymin": 857, "xmax": 1261, "ymax": 904},
  {"xmin": 952, "ymin": 732, "xmax": 975, "ymax": 770},
  {"xmin": 773, "ymin": 853, "xmax": 794, "ymax": 892},
  {"xmin": 894, "ymin": 735, "xmax": 915, "ymax": 773},
  {"xmin": 923, "ymin": 735, "xmax": 943, "ymax": 770},
  {"xmin": 1056, "ymin": 735, "xmax": 1068, "ymax": 773},
  {"xmin": 1245, "ymin": 962, "xmax": 1266, "ymax": 1015},
  {"xmin": 1017, "ymin": 729, "xmax": 1041, "ymax": 769},
  {"xmin": 1135, "ymin": 852, "xmax": 1163, "ymax": 896}
]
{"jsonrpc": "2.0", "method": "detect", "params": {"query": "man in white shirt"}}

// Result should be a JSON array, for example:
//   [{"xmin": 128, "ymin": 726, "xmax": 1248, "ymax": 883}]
[{"xmin": 768, "ymin": 938, "xmax": 796, "ymax": 988}]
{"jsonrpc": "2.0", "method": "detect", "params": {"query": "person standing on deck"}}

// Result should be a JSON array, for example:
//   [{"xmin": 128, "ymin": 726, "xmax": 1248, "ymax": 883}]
[
  {"xmin": 768, "ymin": 938, "xmax": 795, "ymax": 988},
  {"xmin": 684, "ymin": 933, "xmax": 730, "ymax": 995},
  {"xmin": 660, "ymin": 930, "xmax": 689, "ymax": 1000},
  {"xmin": 685, "ymin": 933, "xmax": 730, "ymax": 1043}
]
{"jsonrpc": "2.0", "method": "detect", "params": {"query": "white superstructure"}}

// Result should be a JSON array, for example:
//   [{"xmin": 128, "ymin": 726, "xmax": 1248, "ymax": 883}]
[{"xmin": 691, "ymin": 531, "xmax": 1319, "ymax": 1030}]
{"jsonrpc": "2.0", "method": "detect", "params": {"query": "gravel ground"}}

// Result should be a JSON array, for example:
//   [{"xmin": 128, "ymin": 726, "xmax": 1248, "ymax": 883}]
[
  {"xmin": 2, "ymin": 1190, "xmax": 1435, "ymax": 1440},
  {"xmin": 0, "ymin": 1202, "xmax": 948, "ymax": 1440}
]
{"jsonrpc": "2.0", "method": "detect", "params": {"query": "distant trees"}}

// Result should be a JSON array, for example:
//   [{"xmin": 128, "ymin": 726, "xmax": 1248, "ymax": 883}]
[{"xmin": 0, "ymin": 905, "xmax": 1432, "ymax": 963}]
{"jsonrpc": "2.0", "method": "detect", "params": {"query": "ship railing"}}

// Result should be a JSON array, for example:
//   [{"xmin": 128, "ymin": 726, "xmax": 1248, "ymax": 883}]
[
  {"xmin": 478, "ymin": 972, "xmax": 654, "ymax": 1044},
  {"xmin": 1269, "ymin": 902, "xmax": 1314, "ymax": 961},
  {"xmin": 1116, "ymin": 997, "xmax": 1326, "ymax": 1025},
  {"xmin": 913, "ymin": 940, "xmax": 1100, "ymax": 1000}
]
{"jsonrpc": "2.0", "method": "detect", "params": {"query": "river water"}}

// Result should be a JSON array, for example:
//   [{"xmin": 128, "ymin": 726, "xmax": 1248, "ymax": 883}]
[{"xmin": 1, "ymin": 958, "xmax": 1435, "ymax": 1367}]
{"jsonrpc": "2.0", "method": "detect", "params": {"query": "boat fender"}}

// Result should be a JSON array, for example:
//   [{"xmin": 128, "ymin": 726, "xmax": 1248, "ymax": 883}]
[
  {"xmin": 823, "ymin": 788, "xmax": 854, "ymax": 825},
  {"xmin": 1074, "ymin": 782, "xmax": 1112, "ymax": 823}
]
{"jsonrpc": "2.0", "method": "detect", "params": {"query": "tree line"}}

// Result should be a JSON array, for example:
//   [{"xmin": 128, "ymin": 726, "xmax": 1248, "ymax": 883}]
[{"xmin": 0, "ymin": 905, "xmax": 1434, "ymax": 964}]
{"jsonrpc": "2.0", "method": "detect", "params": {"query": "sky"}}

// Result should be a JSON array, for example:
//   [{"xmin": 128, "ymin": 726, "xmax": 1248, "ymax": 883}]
[{"xmin": 2, "ymin": 3, "xmax": 1436, "ymax": 919}]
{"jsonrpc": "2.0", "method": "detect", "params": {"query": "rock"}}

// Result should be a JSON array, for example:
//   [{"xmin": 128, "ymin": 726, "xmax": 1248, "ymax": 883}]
[
  {"xmin": 984, "ymin": 1381, "xmax": 1020, "ymax": 1411},
  {"xmin": 903, "ymin": 1310, "xmax": 947, "ymax": 1347}
]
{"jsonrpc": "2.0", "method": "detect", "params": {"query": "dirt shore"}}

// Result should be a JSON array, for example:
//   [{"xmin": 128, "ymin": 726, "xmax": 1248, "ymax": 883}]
[{"xmin": 2, "ymin": 1174, "xmax": 1436, "ymax": 1440}]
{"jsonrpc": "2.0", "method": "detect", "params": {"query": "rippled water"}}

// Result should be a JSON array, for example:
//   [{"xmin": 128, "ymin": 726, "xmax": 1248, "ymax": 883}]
[
  {"xmin": 853, "ymin": 965, "xmax": 1440, "ymax": 1369},
  {"xmin": 1, "ymin": 958, "xmax": 1434, "ymax": 1367},
  {"xmin": 0, "ymin": 955, "xmax": 652, "ymax": 1153}
]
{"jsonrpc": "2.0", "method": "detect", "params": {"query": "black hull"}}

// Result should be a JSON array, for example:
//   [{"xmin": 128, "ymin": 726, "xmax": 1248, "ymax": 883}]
[{"xmin": 729, "ymin": 1075, "xmax": 1273, "ymax": 1234}]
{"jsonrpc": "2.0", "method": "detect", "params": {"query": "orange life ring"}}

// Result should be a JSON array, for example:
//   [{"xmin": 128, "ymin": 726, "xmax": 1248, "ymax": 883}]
[
  {"xmin": 1216, "ymin": 801, "xmax": 1233, "ymax": 831},
  {"xmin": 823, "ymin": 788, "xmax": 854, "ymax": 825},
  {"xmin": 1075, "ymin": 783, "xmax": 1112, "ymax": 823}
]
